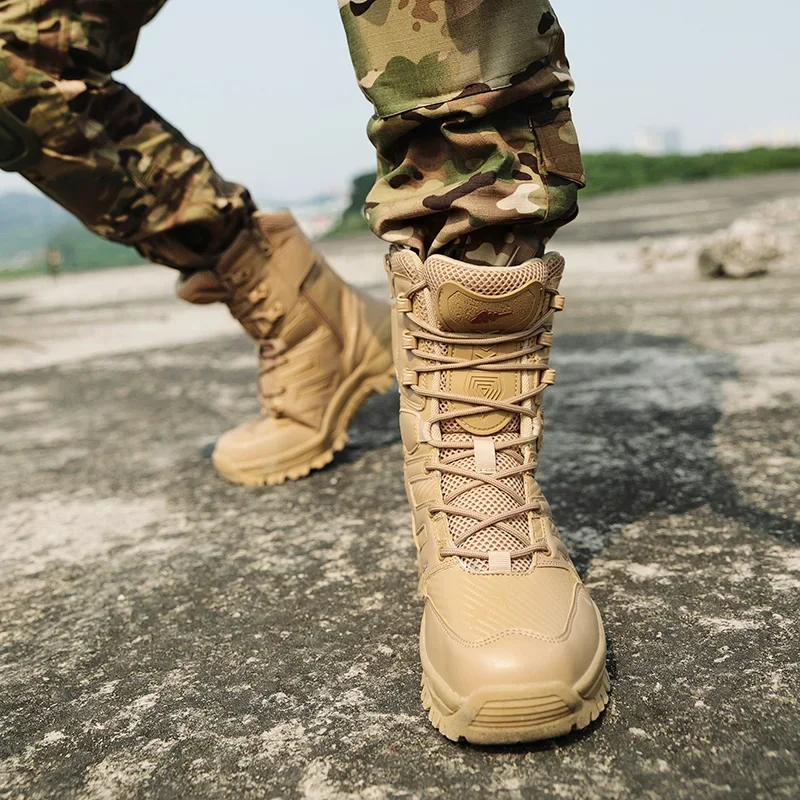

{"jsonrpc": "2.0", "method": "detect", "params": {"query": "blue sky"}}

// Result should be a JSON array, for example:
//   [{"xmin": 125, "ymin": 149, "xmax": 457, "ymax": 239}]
[{"xmin": 1, "ymin": 0, "xmax": 797, "ymax": 200}]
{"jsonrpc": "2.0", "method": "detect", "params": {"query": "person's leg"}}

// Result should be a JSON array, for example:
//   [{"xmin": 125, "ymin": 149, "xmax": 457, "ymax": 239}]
[
  {"xmin": 340, "ymin": 1, "xmax": 608, "ymax": 745},
  {"xmin": 340, "ymin": 0, "xmax": 584, "ymax": 266},
  {"xmin": 0, "ymin": 0, "xmax": 254, "ymax": 271},
  {"xmin": 0, "ymin": 1, "xmax": 393, "ymax": 484}
]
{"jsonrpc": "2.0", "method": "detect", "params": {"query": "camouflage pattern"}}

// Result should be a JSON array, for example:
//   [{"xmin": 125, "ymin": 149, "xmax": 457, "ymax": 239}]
[
  {"xmin": 0, "ymin": 0, "xmax": 583, "ymax": 272},
  {"xmin": 340, "ymin": 0, "xmax": 585, "ymax": 265},
  {"xmin": 0, "ymin": 1, "xmax": 254, "ymax": 271}
]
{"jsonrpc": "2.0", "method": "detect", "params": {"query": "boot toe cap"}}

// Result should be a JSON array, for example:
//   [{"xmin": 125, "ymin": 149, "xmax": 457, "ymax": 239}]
[
  {"xmin": 422, "ymin": 566, "xmax": 605, "ymax": 699},
  {"xmin": 213, "ymin": 417, "xmax": 318, "ymax": 471}
]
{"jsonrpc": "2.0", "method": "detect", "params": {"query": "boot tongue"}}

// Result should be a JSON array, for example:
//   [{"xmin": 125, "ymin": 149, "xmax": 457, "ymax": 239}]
[
  {"xmin": 419, "ymin": 253, "xmax": 565, "ymax": 573},
  {"xmin": 424, "ymin": 254, "xmax": 564, "ymax": 333}
]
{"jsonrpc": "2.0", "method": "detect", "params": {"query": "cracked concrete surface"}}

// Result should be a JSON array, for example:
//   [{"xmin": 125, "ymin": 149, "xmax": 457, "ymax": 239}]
[{"xmin": 1, "ymin": 178, "xmax": 799, "ymax": 799}]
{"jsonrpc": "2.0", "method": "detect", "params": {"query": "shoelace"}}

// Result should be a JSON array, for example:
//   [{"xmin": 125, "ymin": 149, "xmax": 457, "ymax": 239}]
[
  {"xmin": 224, "ymin": 264, "xmax": 288, "ymax": 417},
  {"xmin": 257, "ymin": 340, "xmax": 289, "ymax": 416},
  {"xmin": 405, "ymin": 279, "xmax": 555, "ymax": 563}
]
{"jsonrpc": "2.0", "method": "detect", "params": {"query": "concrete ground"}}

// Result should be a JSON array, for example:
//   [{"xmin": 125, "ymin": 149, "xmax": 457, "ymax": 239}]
[{"xmin": 1, "ymin": 175, "xmax": 799, "ymax": 799}]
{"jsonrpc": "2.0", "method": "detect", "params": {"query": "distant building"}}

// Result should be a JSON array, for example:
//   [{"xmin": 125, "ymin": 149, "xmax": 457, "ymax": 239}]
[
  {"xmin": 635, "ymin": 128, "xmax": 683, "ymax": 156},
  {"xmin": 722, "ymin": 124, "xmax": 800, "ymax": 151}
]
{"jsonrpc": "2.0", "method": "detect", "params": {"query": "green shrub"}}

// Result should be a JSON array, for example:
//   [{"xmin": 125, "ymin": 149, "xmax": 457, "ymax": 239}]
[{"xmin": 581, "ymin": 147, "xmax": 800, "ymax": 195}]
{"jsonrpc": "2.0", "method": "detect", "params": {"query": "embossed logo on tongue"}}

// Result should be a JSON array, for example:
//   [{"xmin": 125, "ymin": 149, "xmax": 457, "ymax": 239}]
[
  {"xmin": 436, "ymin": 280, "xmax": 546, "ymax": 333},
  {"xmin": 449, "ymin": 343, "xmax": 520, "ymax": 435},
  {"xmin": 470, "ymin": 309, "xmax": 513, "ymax": 325}
]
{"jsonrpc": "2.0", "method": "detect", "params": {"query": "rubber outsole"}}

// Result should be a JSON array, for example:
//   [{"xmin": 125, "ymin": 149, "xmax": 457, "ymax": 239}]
[
  {"xmin": 212, "ymin": 358, "xmax": 396, "ymax": 487},
  {"xmin": 421, "ymin": 666, "xmax": 610, "ymax": 745}
]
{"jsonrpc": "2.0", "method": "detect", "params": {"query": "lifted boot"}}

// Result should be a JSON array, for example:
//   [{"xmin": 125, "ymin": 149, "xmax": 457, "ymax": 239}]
[{"xmin": 179, "ymin": 212, "xmax": 394, "ymax": 486}]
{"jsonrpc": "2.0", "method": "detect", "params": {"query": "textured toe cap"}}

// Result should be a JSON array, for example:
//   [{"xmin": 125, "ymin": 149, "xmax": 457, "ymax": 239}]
[
  {"xmin": 214, "ymin": 416, "xmax": 317, "ymax": 468},
  {"xmin": 422, "ymin": 565, "xmax": 605, "ymax": 698}
]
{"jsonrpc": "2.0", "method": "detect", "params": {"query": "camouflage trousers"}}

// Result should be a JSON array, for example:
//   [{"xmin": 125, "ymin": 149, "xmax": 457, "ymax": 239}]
[{"xmin": 0, "ymin": 1, "xmax": 584, "ymax": 270}]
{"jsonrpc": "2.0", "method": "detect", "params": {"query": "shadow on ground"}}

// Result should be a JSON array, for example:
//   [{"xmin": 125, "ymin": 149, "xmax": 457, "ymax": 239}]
[
  {"xmin": 543, "ymin": 333, "xmax": 800, "ymax": 567},
  {"xmin": 344, "ymin": 330, "xmax": 800, "ymax": 565},
  {"xmin": 1, "ymin": 328, "xmax": 797, "ymax": 798}
]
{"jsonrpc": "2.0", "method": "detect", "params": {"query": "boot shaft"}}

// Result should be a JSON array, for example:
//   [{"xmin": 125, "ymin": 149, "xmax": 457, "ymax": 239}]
[
  {"xmin": 386, "ymin": 248, "xmax": 569, "ymax": 581},
  {"xmin": 215, "ymin": 212, "xmax": 343, "ymax": 345},
  {"xmin": 178, "ymin": 212, "xmax": 391, "ymax": 425}
]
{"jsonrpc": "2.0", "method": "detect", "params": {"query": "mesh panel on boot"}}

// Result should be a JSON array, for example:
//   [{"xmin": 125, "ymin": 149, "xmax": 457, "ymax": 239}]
[
  {"xmin": 425, "ymin": 254, "xmax": 564, "ymax": 297},
  {"xmin": 440, "ymin": 430, "xmax": 532, "ymax": 573},
  {"xmin": 404, "ymin": 249, "xmax": 562, "ymax": 573}
]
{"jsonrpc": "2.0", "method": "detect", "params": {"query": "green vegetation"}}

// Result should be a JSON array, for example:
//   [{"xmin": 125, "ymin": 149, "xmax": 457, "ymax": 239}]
[
  {"xmin": 581, "ymin": 146, "xmax": 800, "ymax": 195},
  {"xmin": 326, "ymin": 146, "xmax": 800, "ymax": 238},
  {"xmin": 45, "ymin": 223, "xmax": 144, "ymax": 271},
  {"xmin": 324, "ymin": 172, "xmax": 377, "ymax": 240}
]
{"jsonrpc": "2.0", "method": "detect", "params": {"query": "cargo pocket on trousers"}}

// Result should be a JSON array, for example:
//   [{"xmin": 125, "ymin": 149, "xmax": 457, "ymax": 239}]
[{"xmin": 531, "ymin": 107, "xmax": 586, "ymax": 188}]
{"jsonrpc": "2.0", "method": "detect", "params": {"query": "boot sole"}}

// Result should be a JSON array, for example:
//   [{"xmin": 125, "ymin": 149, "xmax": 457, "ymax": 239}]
[
  {"xmin": 420, "ymin": 622, "xmax": 610, "ymax": 745},
  {"xmin": 212, "ymin": 343, "xmax": 395, "ymax": 487}
]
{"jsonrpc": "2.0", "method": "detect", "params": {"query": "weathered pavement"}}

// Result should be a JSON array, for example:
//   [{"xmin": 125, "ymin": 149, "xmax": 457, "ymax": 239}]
[{"xmin": 1, "ymin": 179, "xmax": 799, "ymax": 799}]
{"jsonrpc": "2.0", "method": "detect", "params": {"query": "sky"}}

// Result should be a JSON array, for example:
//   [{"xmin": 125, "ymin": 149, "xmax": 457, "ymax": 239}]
[{"xmin": 1, "ymin": 0, "xmax": 797, "ymax": 200}]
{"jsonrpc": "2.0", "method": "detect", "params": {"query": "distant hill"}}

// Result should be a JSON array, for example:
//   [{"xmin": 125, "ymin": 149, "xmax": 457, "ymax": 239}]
[
  {"xmin": 0, "ymin": 191, "xmax": 143, "ymax": 275},
  {"xmin": 0, "ymin": 191, "xmax": 70, "ymax": 259},
  {"xmin": 0, "ymin": 190, "xmax": 69, "ymax": 228}
]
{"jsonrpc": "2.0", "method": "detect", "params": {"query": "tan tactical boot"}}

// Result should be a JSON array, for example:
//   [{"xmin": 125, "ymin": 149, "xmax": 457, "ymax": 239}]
[
  {"xmin": 386, "ymin": 248, "xmax": 609, "ymax": 744},
  {"xmin": 178, "ymin": 211, "xmax": 394, "ymax": 485}
]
